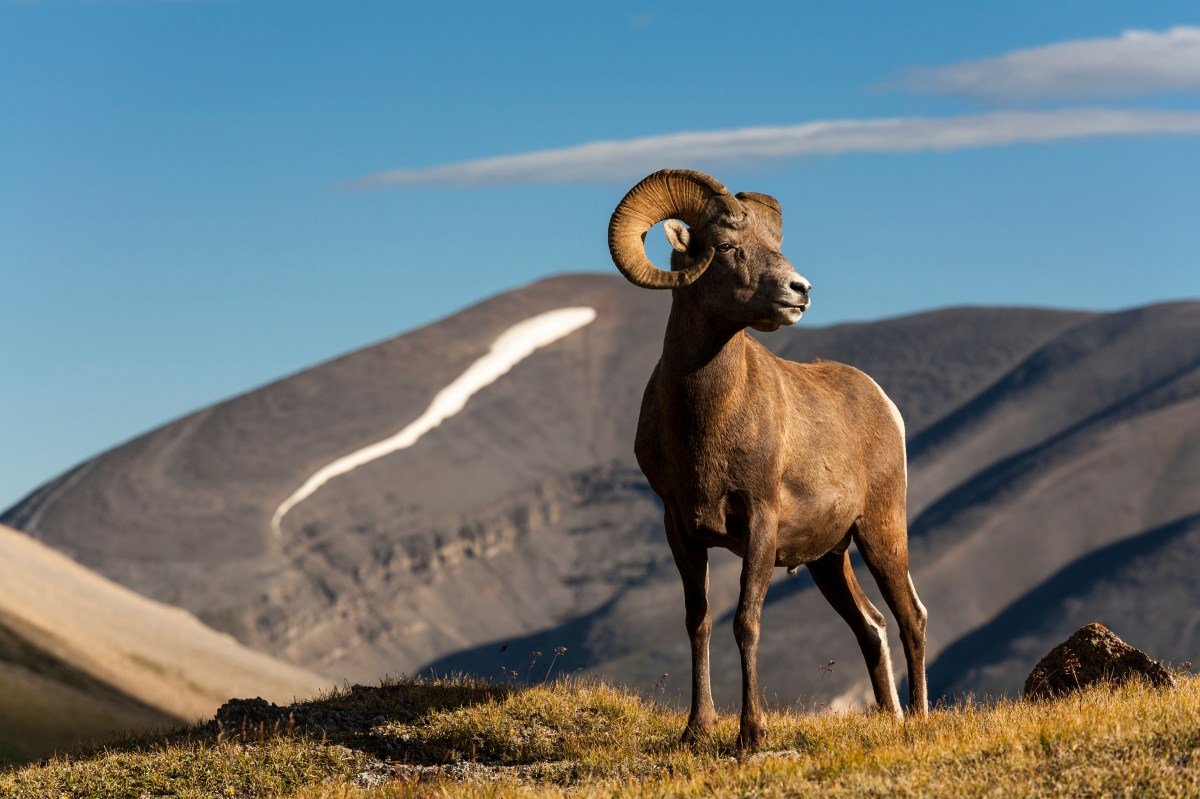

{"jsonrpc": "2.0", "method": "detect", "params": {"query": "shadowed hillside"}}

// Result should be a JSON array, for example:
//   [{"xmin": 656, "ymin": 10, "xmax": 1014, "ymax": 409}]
[
  {"xmin": 0, "ymin": 523, "xmax": 326, "ymax": 764},
  {"xmin": 928, "ymin": 512, "xmax": 1200, "ymax": 698},
  {"xmin": 5, "ymin": 273, "xmax": 1197, "ymax": 709},
  {"xmin": 0, "ymin": 618, "xmax": 171, "ymax": 766}
]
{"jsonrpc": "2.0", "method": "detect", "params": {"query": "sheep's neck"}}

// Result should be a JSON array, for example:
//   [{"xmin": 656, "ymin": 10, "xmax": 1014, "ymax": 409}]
[{"xmin": 660, "ymin": 298, "xmax": 750, "ymax": 411}]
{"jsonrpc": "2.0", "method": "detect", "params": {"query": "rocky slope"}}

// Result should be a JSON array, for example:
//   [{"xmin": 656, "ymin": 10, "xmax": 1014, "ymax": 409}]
[{"xmin": 5, "ymin": 273, "xmax": 1197, "ymax": 708}]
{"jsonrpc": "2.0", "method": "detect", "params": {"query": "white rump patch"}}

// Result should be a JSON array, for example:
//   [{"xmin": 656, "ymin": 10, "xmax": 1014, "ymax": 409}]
[
  {"xmin": 866, "ymin": 375, "xmax": 906, "ymax": 482},
  {"xmin": 270, "ymin": 306, "xmax": 598, "ymax": 538}
]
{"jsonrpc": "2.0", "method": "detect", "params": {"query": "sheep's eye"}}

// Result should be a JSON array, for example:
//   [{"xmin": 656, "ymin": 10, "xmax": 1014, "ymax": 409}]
[{"xmin": 716, "ymin": 243, "xmax": 736, "ymax": 252}]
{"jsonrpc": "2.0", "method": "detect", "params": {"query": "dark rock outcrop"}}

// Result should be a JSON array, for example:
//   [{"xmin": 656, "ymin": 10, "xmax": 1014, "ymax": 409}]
[{"xmin": 1024, "ymin": 623, "xmax": 1175, "ymax": 700}]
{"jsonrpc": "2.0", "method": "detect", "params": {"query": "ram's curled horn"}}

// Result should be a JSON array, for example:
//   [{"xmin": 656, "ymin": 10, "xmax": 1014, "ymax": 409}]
[
  {"xmin": 608, "ymin": 169, "xmax": 737, "ymax": 290},
  {"xmin": 735, "ymin": 192, "xmax": 782, "ymax": 232}
]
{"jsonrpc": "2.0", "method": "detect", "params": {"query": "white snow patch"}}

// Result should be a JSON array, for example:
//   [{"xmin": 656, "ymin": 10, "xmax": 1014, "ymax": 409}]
[{"xmin": 271, "ymin": 306, "xmax": 598, "ymax": 538}]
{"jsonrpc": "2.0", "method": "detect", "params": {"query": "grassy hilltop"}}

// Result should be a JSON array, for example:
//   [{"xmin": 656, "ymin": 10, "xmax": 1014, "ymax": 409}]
[{"xmin": 3, "ymin": 674, "xmax": 1200, "ymax": 798}]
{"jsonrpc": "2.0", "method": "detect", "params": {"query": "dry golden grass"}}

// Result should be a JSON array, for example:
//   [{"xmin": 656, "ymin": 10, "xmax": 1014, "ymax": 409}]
[{"xmin": 4, "ymin": 674, "xmax": 1200, "ymax": 798}]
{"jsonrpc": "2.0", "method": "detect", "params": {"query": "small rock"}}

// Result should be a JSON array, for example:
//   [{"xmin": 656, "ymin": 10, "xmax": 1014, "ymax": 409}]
[
  {"xmin": 355, "ymin": 760, "xmax": 397, "ymax": 788},
  {"xmin": 1024, "ymin": 622, "xmax": 1175, "ymax": 700},
  {"xmin": 215, "ymin": 697, "xmax": 287, "ymax": 729}
]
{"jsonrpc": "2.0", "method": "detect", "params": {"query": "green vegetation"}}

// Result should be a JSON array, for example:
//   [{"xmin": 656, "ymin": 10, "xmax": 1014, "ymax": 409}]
[{"xmin": 3, "ymin": 674, "xmax": 1199, "ymax": 798}]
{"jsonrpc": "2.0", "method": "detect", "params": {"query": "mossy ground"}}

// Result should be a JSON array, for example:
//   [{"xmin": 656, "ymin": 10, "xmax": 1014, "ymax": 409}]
[{"xmin": 4, "ymin": 673, "xmax": 1200, "ymax": 798}]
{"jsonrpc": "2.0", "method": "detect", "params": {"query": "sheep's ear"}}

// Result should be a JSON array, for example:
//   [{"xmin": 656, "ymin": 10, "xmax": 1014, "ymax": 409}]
[{"xmin": 663, "ymin": 219, "xmax": 691, "ymax": 253}]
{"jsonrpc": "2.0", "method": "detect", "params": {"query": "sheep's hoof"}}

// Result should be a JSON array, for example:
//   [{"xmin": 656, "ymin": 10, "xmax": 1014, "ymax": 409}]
[
  {"xmin": 737, "ymin": 718, "xmax": 768, "ymax": 754},
  {"xmin": 681, "ymin": 715, "xmax": 717, "ymax": 746}
]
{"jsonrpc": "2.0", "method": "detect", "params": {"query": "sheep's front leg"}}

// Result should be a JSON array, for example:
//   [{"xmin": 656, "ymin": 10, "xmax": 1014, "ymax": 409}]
[
  {"xmin": 665, "ymin": 506, "xmax": 717, "ymax": 743},
  {"xmin": 734, "ymin": 505, "xmax": 777, "ymax": 754}
]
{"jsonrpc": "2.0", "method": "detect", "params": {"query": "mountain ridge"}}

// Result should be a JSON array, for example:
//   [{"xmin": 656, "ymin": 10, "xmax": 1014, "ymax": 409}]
[{"xmin": 5, "ymin": 274, "xmax": 1197, "ymax": 710}]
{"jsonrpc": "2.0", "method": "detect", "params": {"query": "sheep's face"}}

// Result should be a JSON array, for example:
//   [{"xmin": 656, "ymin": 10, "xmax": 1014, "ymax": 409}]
[{"xmin": 664, "ymin": 201, "xmax": 811, "ymax": 333}]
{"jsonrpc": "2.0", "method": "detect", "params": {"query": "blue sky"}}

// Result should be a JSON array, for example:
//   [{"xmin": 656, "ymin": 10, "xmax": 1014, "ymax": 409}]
[{"xmin": 3, "ymin": 0, "xmax": 1199, "ymax": 509}]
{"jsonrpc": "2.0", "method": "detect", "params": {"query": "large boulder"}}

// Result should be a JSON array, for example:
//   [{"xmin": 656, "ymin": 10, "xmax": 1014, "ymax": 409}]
[{"xmin": 1024, "ymin": 623, "xmax": 1175, "ymax": 700}]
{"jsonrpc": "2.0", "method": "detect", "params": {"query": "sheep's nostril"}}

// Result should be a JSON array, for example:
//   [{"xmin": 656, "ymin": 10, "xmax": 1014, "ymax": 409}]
[{"xmin": 790, "ymin": 279, "xmax": 811, "ymax": 295}]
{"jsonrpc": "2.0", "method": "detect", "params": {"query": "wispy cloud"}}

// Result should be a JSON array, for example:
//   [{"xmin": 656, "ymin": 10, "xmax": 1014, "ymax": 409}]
[
  {"xmin": 889, "ymin": 26, "xmax": 1200, "ymax": 100},
  {"xmin": 350, "ymin": 108, "xmax": 1200, "ymax": 188}
]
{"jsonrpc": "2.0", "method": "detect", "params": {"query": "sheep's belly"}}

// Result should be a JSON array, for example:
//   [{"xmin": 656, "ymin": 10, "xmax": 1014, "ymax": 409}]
[
  {"xmin": 774, "ymin": 488, "xmax": 860, "ymax": 565},
  {"xmin": 775, "ymin": 529, "xmax": 852, "ymax": 571},
  {"xmin": 775, "ymin": 549, "xmax": 809, "ymax": 570}
]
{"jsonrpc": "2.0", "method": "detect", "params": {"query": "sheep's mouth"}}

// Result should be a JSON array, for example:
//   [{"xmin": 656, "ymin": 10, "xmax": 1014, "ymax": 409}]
[
  {"xmin": 753, "ymin": 304, "xmax": 805, "ymax": 333},
  {"xmin": 771, "ymin": 301, "xmax": 808, "ymax": 324}
]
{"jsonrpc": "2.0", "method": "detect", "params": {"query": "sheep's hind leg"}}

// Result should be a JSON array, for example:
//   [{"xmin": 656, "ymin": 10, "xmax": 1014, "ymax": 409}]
[
  {"xmin": 664, "ymin": 505, "xmax": 717, "ymax": 743},
  {"xmin": 807, "ymin": 548, "xmax": 902, "ymax": 718},
  {"xmin": 854, "ymin": 516, "xmax": 929, "ymax": 717}
]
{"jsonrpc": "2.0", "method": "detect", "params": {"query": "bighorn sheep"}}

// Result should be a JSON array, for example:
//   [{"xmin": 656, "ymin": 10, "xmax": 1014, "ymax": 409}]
[{"xmin": 608, "ymin": 169, "xmax": 928, "ymax": 752}]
